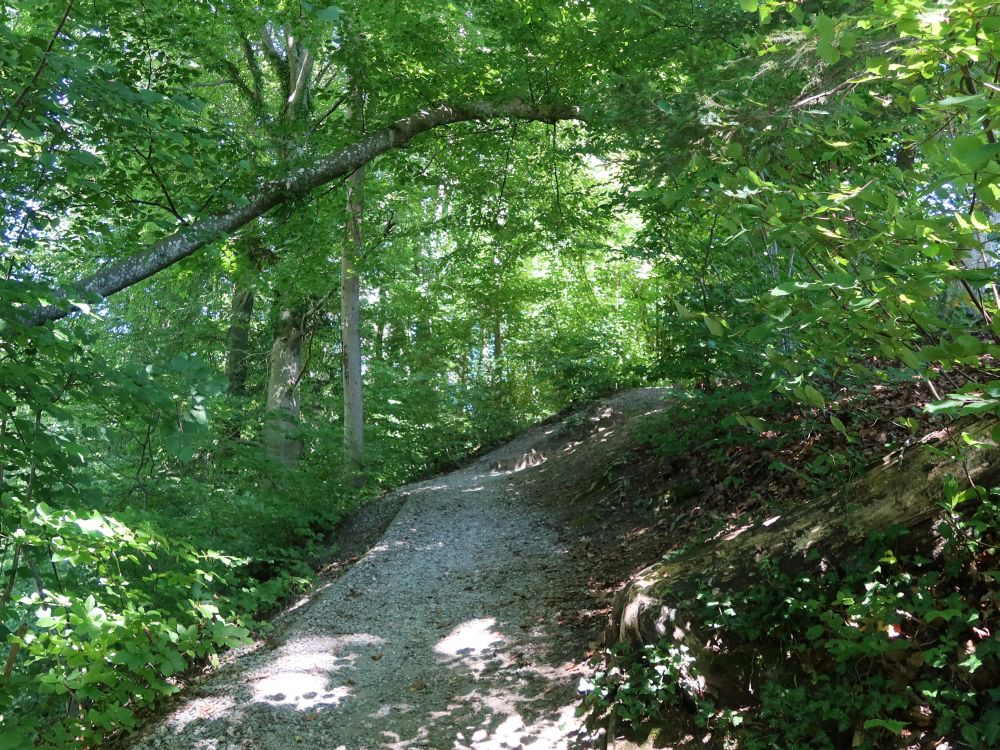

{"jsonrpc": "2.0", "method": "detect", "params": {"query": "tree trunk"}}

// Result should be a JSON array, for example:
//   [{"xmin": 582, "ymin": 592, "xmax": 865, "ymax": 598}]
[
  {"xmin": 225, "ymin": 283, "xmax": 255, "ymax": 396},
  {"xmin": 492, "ymin": 314, "xmax": 503, "ymax": 385},
  {"xmin": 374, "ymin": 319, "xmax": 385, "ymax": 362},
  {"xmin": 263, "ymin": 309, "xmax": 304, "ymax": 466},
  {"xmin": 342, "ymin": 164, "xmax": 365, "ymax": 487}
]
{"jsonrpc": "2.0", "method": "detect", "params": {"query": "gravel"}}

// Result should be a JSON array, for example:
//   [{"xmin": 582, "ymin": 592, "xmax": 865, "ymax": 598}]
[{"xmin": 122, "ymin": 389, "xmax": 669, "ymax": 750}]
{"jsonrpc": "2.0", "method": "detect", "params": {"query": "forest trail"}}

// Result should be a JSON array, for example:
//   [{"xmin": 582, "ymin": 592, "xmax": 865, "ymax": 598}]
[{"xmin": 124, "ymin": 389, "xmax": 669, "ymax": 750}]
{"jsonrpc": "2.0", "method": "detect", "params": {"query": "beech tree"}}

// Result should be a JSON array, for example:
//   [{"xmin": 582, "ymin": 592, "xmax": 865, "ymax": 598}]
[{"xmin": 2, "ymin": 0, "xmax": 999, "ymax": 745}]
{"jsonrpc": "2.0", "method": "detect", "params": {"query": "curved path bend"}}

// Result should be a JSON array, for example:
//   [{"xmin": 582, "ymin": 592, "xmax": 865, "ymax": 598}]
[{"xmin": 126, "ymin": 389, "xmax": 668, "ymax": 750}]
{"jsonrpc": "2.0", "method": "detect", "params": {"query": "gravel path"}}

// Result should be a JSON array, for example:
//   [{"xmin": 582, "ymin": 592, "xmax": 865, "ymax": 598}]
[{"xmin": 125, "ymin": 389, "xmax": 668, "ymax": 750}]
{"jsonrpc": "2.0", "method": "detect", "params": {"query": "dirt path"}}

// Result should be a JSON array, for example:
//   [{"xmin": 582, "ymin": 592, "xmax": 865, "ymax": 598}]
[{"xmin": 125, "ymin": 389, "xmax": 668, "ymax": 750}]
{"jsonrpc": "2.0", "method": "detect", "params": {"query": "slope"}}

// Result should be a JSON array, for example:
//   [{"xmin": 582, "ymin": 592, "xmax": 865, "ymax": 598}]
[{"xmin": 118, "ymin": 389, "xmax": 671, "ymax": 750}]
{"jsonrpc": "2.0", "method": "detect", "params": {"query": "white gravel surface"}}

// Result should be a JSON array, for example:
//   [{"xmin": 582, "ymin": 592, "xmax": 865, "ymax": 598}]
[{"xmin": 122, "ymin": 390, "xmax": 668, "ymax": 750}]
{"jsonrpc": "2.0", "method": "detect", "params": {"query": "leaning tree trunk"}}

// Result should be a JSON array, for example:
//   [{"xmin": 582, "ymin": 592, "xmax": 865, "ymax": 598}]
[
  {"xmin": 263, "ymin": 309, "xmax": 304, "ymax": 466},
  {"xmin": 27, "ymin": 101, "xmax": 581, "ymax": 327},
  {"xmin": 342, "ymin": 163, "xmax": 365, "ymax": 488}
]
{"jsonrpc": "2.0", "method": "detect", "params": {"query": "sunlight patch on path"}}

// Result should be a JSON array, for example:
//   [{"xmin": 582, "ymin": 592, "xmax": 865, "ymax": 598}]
[
  {"xmin": 435, "ymin": 618, "xmax": 503, "ymax": 658},
  {"xmin": 248, "ymin": 634, "xmax": 374, "ymax": 709}
]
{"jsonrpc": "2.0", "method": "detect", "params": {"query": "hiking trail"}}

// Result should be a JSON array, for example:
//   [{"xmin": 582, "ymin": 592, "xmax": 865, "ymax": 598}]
[{"xmin": 123, "ymin": 389, "xmax": 668, "ymax": 750}]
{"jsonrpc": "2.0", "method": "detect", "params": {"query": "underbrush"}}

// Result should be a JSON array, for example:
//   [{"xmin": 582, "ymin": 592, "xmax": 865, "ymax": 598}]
[
  {"xmin": 0, "ymin": 286, "xmax": 557, "ymax": 749},
  {"xmin": 586, "ymin": 480, "xmax": 1000, "ymax": 749},
  {"xmin": 0, "ymin": 451, "xmax": 341, "ymax": 749},
  {"xmin": 577, "ymin": 359, "xmax": 1000, "ymax": 748},
  {"xmin": 634, "ymin": 377, "xmax": 942, "ymax": 505}
]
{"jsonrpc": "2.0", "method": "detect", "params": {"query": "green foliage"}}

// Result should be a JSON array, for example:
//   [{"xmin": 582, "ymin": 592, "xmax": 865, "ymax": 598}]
[
  {"xmin": 587, "ymin": 483, "xmax": 1000, "ymax": 749},
  {"xmin": 0, "ymin": 297, "xmax": 328, "ymax": 734},
  {"xmin": 4, "ymin": 0, "xmax": 1000, "ymax": 745},
  {"xmin": 584, "ymin": 640, "xmax": 708, "ymax": 729},
  {"xmin": 1, "ymin": 504, "xmax": 251, "ymax": 748}
]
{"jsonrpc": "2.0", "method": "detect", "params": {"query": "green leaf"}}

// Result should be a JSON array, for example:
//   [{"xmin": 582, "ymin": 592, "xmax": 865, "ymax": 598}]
[
  {"xmin": 863, "ymin": 719, "xmax": 907, "ymax": 734},
  {"xmin": 801, "ymin": 385, "xmax": 825, "ymax": 408},
  {"xmin": 703, "ymin": 315, "xmax": 725, "ymax": 337},
  {"xmin": 830, "ymin": 415, "xmax": 847, "ymax": 435},
  {"xmin": 0, "ymin": 730, "xmax": 35, "ymax": 750},
  {"xmin": 314, "ymin": 5, "xmax": 343, "ymax": 21},
  {"xmin": 674, "ymin": 300, "xmax": 696, "ymax": 320},
  {"xmin": 814, "ymin": 14, "xmax": 836, "ymax": 43},
  {"xmin": 75, "ymin": 514, "xmax": 115, "ymax": 537},
  {"xmin": 952, "ymin": 136, "xmax": 1000, "ymax": 171},
  {"xmin": 937, "ymin": 94, "xmax": 986, "ymax": 109}
]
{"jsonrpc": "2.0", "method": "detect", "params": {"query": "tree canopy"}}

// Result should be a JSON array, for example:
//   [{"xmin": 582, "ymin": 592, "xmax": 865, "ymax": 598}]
[{"xmin": 2, "ymin": 0, "xmax": 1000, "ymax": 746}]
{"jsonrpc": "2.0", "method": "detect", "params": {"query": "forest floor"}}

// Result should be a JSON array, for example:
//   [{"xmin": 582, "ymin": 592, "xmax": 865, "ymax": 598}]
[{"xmin": 118, "ymin": 388, "xmax": 673, "ymax": 750}]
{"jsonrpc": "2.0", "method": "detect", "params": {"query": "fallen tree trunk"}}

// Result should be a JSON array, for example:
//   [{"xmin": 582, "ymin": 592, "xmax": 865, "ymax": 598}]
[{"xmin": 605, "ymin": 420, "xmax": 1000, "ymax": 706}]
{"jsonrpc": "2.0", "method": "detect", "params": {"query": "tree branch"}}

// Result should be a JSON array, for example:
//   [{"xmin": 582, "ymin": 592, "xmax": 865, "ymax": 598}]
[
  {"xmin": 0, "ymin": 0, "xmax": 75, "ymax": 137},
  {"xmin": 25, "ymin": 100, "xmax": 583, "ymax": 326}
]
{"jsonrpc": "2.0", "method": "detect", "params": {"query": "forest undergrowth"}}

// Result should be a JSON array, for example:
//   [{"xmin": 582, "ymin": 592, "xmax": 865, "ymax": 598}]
[
  {"xmin": 567, "ymin": 366, "xmax": 1000, "ymax": 749},
  {"xmin": 5, "ymin": 0, "xmax": 1000, "ymax": 747}
]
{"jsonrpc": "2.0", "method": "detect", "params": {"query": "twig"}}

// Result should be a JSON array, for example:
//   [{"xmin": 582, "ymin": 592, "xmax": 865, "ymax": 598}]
[
  {"xmin": 0, "ymin": 0, "xmax": 75, "ymax": 136},
  {"xmin": 3, "ymin": 622, "xmax": 27, "ymax": 679}
]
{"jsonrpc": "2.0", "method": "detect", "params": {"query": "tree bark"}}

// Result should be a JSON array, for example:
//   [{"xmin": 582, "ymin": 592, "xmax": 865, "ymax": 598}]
[
  {"xmin": 27, "ymin": 101, "xmax": 582, "ymax": 326},
  {"xmin": 225, "ymin": 283, "xmax": 255, "ymax": 396},
  {"xmin": 263, "ymin": 309, "xmax": 304, "ymax": 466},
  {"xmin": 492, "ymin": 314, "xmax": 503, "ymax": 385},
  {"xmin": 342, "ymin": 164, "xmax": 365, "ymax": 488}
]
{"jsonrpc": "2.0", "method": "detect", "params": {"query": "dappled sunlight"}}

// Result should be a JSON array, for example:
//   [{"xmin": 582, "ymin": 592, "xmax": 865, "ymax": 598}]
[
  {"xmin": 718, "ymin": 514, "xmax": 783, "ymax": 543},
  {"xmin": 283, "ymin": 578, "xmax": 337, "ymax": 615},
  {"xmin": 248, "ymin": 634, "xmax": 373, "ymax": 708},
  {"xmin": 252, "ymin": 676, "xmax": 351, "ymax": 710},
  {"xmin": 435, "ymin": 617, "xmax": 503, "ymax": 658},
  {"xmin": 721, "ymin": 522, "xmax": 753, "ymax": 541},
  {"xmin": 168, "ymin": 696, "xmax": 236, "ymax": 732},
  {"xmin": 489, "ymin": 448, "xmax": 548, "ymax": 474},
  {"xmin": 404, "ymin": 483, "xmax": 451, "ymax": 495},
  {"xmin": 440, "ymin": 687, "xmax": 582, "ymax": 749}
]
